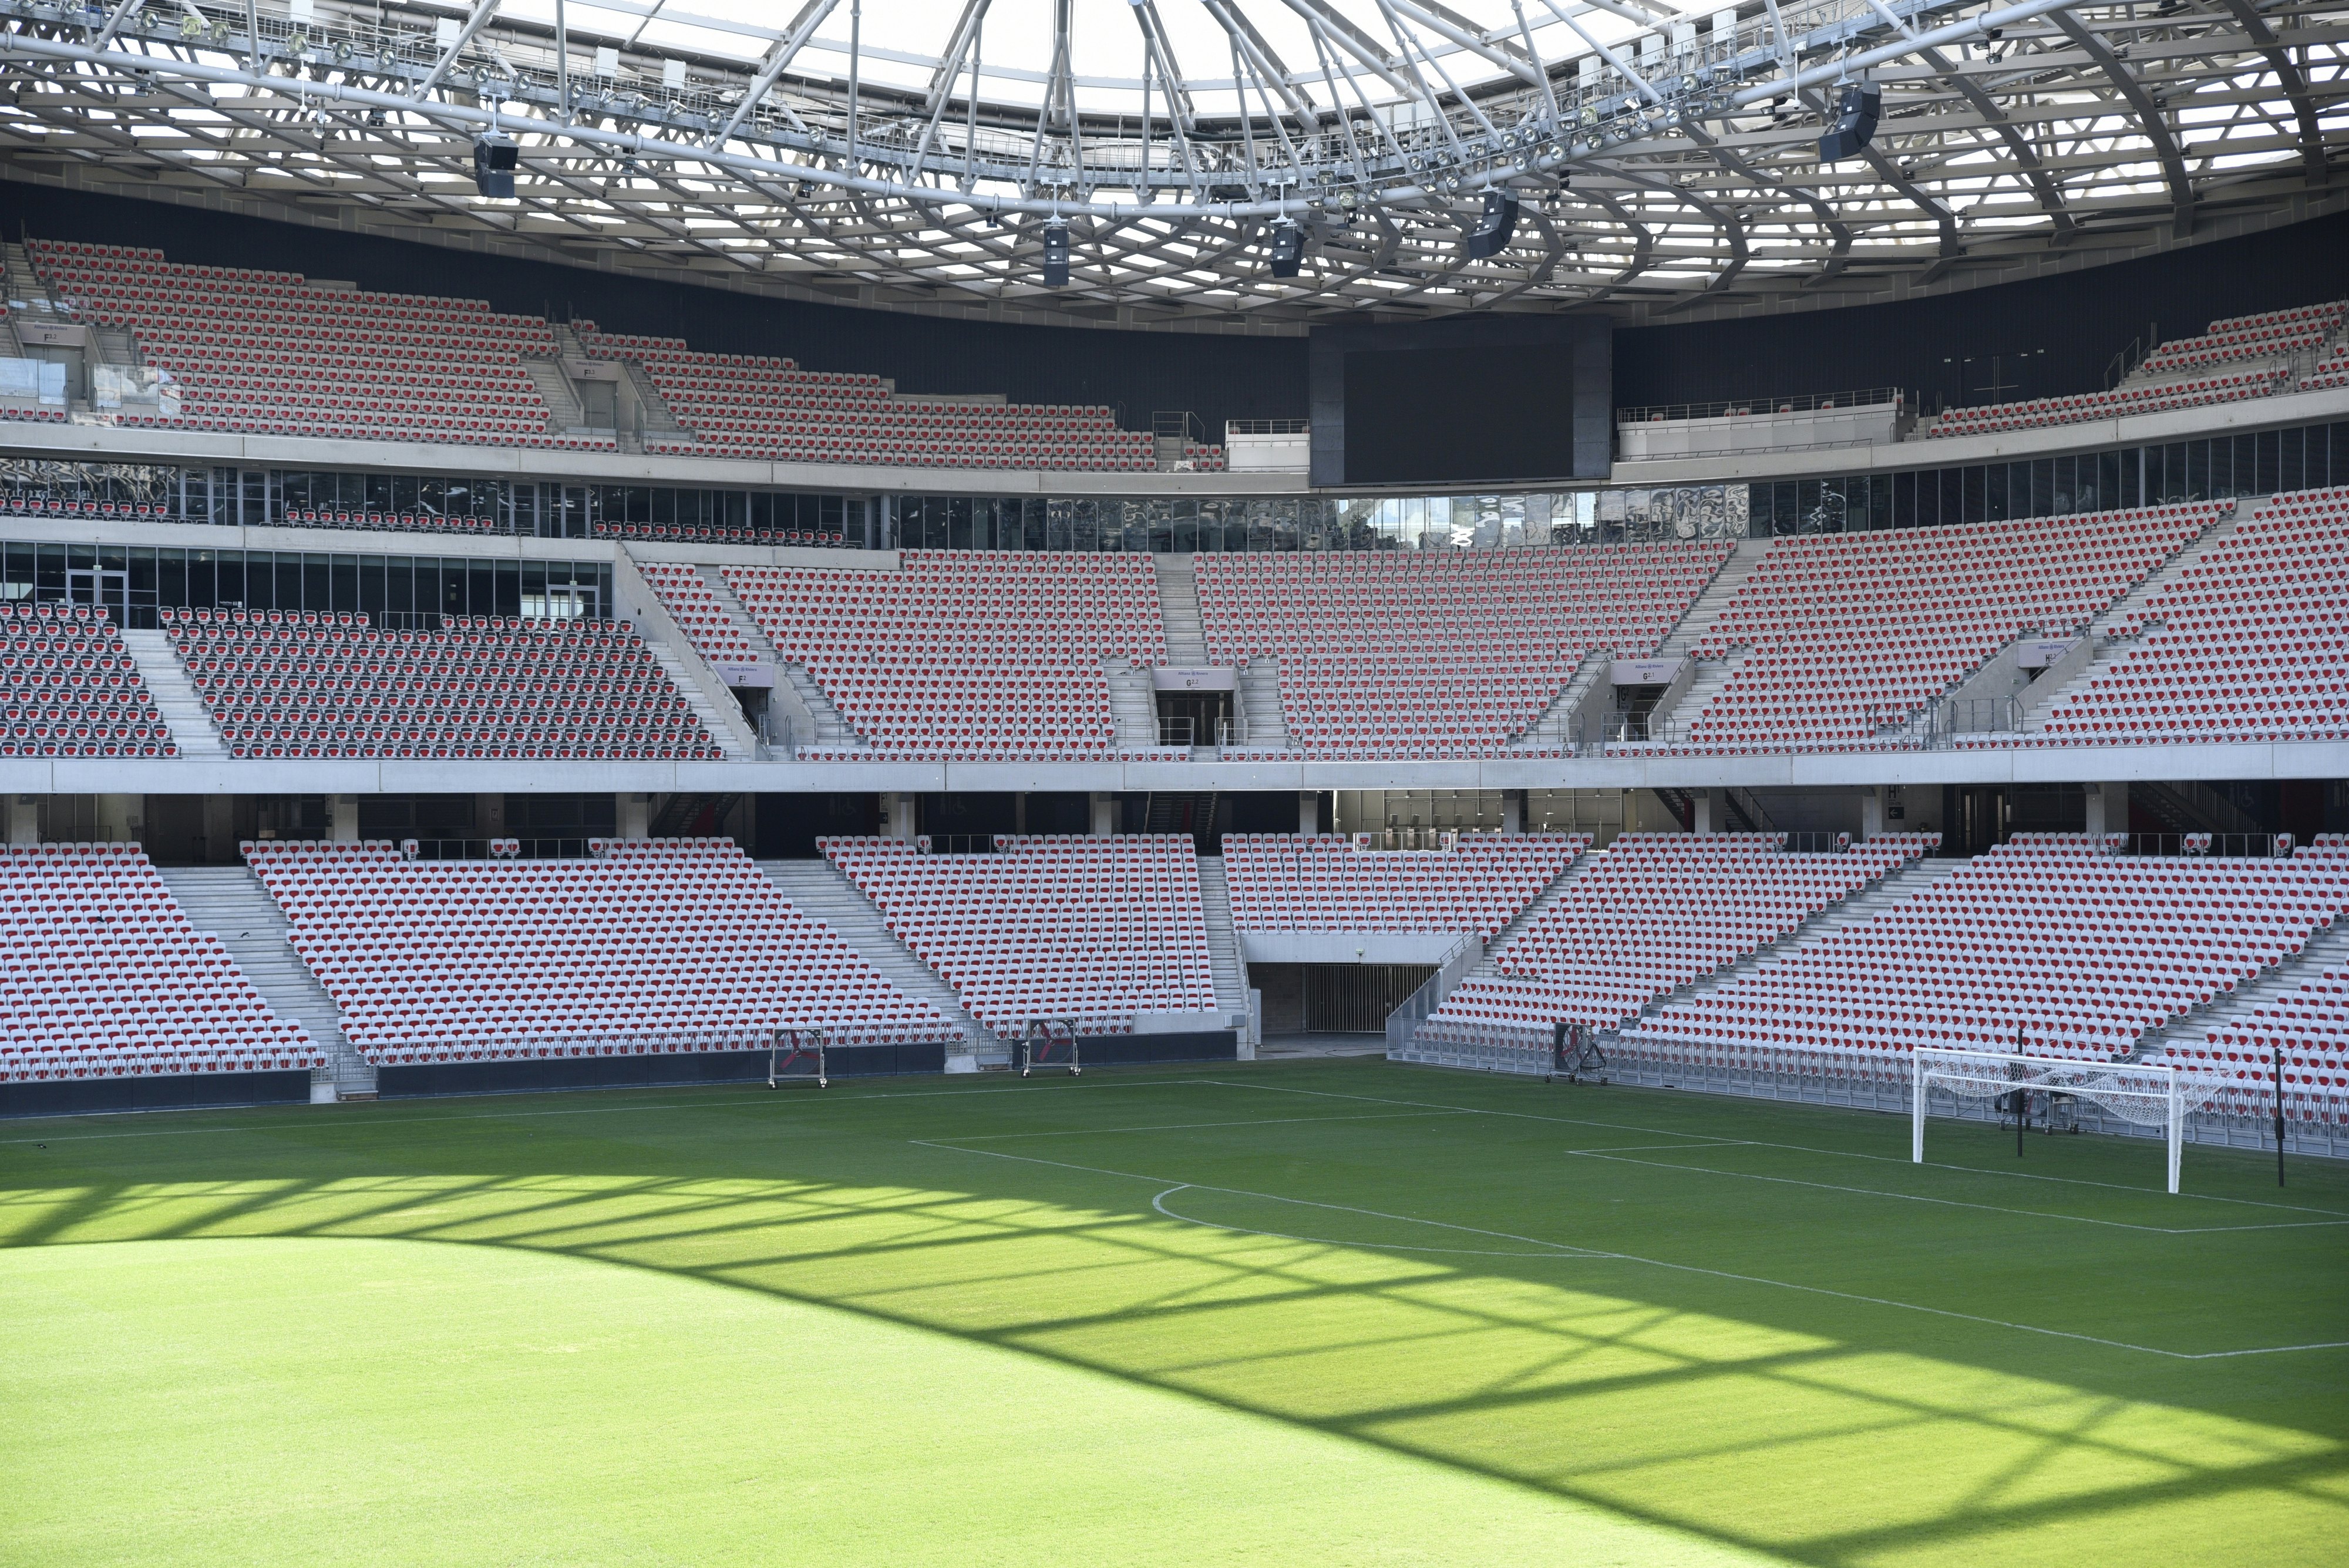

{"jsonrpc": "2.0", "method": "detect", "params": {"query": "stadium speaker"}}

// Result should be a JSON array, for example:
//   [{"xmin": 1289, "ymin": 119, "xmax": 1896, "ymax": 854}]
[
  {"xmin": 1816, "ymin": 83, "xmax": 1881, "ymax": 163},
  {"xmin": 472, "ymin": 133, "xmax": 519, "ymax": 198},
  {"xmin": 1268, "ymin": 222, "xmax": 1304, "ymax": 279},
  {"xmin": 1465, "ymin": 189, "xmax": 1520, "ymax": 260},
  {"xmin": 1042, "ymin": 220, "xmax": 1071, "ymax": 288}
]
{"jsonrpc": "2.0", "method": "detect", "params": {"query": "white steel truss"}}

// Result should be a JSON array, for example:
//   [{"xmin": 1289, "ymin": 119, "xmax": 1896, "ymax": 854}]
[{"xmin": 0, "ymin": 0, "xmax": 2342, "ymax": 322}]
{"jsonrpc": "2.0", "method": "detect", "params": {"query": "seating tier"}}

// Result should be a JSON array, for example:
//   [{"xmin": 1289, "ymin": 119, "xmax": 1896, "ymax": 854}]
[
  {"xmin": 727, "ymin": 552, "xmax": 1181, "ymax": 762},
  {"xmin": 1424, "ymin": 833, "xmax": 1931, "ymax": 1038},
  {"xmin": 1625, "ymin": 836, "xmax": 2349, "ymax": 1061},
  {"xmin": 1221, "ymin": 833, "xmax": 1589, "ymax": 941},
  {"xmin": 821, "ymin": 835, "xmax": 1217, "ymax": 1037},
  {"xmin": 164, "ymin": 608, "xmax": 721, "ymax": 761},
  {"xmin": 0, "ymin": 843, "xmax": 321, "ymax": 1084},
  {"xmin": 249, "ymin": 839, "xmax": 956, "ymax": 1065},
  {"xmin": 1193, "ymin": 544, "xmax": 1731, "ymax": 759},
  {"xmin": 0, "ymin": 601, "xmax": 174, "ymax": 759}
]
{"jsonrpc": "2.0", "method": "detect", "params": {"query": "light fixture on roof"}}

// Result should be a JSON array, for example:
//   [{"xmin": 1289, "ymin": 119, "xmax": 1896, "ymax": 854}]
[
  {"xmin": 1268, "ymin": 222, "xmax": 1303, "ymax": 279},
  {"xmin": 473, "ymin": 132, "xmax": 518, "ymax": 198},
  {"xmin": 1041, "ymin": 219, "xmax": 1070, "ymax": 287}
]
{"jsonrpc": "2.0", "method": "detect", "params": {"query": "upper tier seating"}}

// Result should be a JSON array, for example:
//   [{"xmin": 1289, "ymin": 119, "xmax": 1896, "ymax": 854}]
[
  {"xmin": 1926, "ymin": 299, "xmax": 2343, "ymax": 440},
  {"xmin": 1193, "ymin": 545, "xmax": 1731, "ymax": 759},
  {"xmin": 0, "ymin": 601, "xmax": 174, "ymax": 759},
  {"xmin": 1650, "ymin": 504, "xmax": 2219, "ymax": 755},
  {"xmin": 163, "ymin": 608, "xmax": 722, "ymax": 761},
  {"xmin": 28, "ymin": 239, "xmax": 611, "ymax": 452},
  {"xmin": 823, "ymin": 835, "xmax": 1219, "ymax": 1037},
  {"xmin": 576, "ymin": 325, "xmax": 1155, "ymax": 472},
  {"xmin": 1624, "ymin": 836, "xmax": 2349, "ymax": 1062},
  {"xmin": 2134, "ymin": 302, "xmax": 2346, "ymax": 379},
  {"xmin": 726, "ymin": 552, "xmax": 1184, "ymax": 762},
  {"xmin": 0, "ymin": 842, "xmax": 321, "ymax": 1085},
  {"xmin": 1221, "ymin": 833, "xmax": 1589, "ymax": 942},
  {"xmin": 249, "ymin": 838, "xmax": 957, "ymax": 1066},
  {"xmin": 2303, "ymin": 343, "xmax": 2349, "ymax": 393},
  {"xmin": 2017, "ymin": 488, "xmax": 2349, "ymax": 746},
  {"xmin": 1926, "ymin": 369, "xmax": 2284, "ymax": 439},
  {"xmin": 1422, "ymin": 833, "xmax": 1931, "ymax": 1039},
  {"xmin": 637, "ymin": 562, "xmax": 762, "ymax": 668}
]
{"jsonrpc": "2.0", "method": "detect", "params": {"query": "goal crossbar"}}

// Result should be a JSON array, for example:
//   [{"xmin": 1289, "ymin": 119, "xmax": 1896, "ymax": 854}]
[{"xmin": 1911, "ymin": 1046, "xmax": 2226, "ymax": 1193}]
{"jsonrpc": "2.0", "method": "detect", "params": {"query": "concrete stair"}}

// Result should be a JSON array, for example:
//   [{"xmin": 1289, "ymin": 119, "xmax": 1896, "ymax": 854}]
[
  {"xmin": 1105, "ymin": 658, "xmax": 1162, "ymax": 749},
  {"xmin": 698, "ymin": 567, "xmax": 783, "ymax": 664},
  {"xmin": 157, "ymin": 865, "xmax": 373, "ymax": 1099},
  {"xmin": 758, "ymin": 859, "xmax": 998, "ymax": 1063},
  {"xmin": 780, "ymin": 664, "xmax": 867, "ymax": 752},
  {"xmin": 1657, "ymin": 537, "xmax": 1771, "ymax": 659},
  {"xmin": 1155, "ymin": 557, "xmax": 1209, "ymax": 663},
  {"xmin": 1451, "ymin": 843, "xmax": 1610, "ymax": 987},
  {"xmin": 119, "ymin": 628, "xmax": 225, "ymax": 756},
  {"xmin": 641, "ymin": 640, "xmax": 759, "ymax": 758},
  {"xmin": 1234, "ymin": 658, "xmax": 1289, "ymax": 749},
  {"xmin": 1196, "ymin": 856, "xmax": 1253, "ymax": 1049},
  {"xmin": 1655, "ymin": 651, "xmax": 1749, "ymax": 741},
  {"xmin": 521, "ymin": 358, "xmax": 590, "ymax": 433},
  {"xmin": 1512, "ymin": 649, "xmax": 1607, "ymax": 750},
  {"xmin": 2020, "ymin": 504, "xmax": 2247, "ymax": 730}
]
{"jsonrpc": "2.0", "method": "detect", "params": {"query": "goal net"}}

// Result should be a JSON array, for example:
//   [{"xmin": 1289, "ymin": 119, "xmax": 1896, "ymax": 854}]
[{"xmin": 1913, "ymin": 1047, "xmax": 2226, "ymax": 1193}]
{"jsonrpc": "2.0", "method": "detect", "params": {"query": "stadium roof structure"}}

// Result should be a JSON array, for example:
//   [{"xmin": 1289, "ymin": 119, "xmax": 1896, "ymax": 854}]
[{"xmin": 0, "ymin": 0, "xmax": 2343, "ymax": 324}]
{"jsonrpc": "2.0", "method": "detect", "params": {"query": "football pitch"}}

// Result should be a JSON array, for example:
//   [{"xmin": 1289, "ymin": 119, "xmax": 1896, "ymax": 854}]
[{"xmin": 2, "ymin": 1058, "xmax": 2343, "ymax": 1567}]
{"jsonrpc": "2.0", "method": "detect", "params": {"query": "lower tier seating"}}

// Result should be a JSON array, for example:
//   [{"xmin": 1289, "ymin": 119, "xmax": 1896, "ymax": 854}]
[
  {"xmin": 1422, "ymin": 833, "xmax": 1933, "ymax": 1038},
  {"xmin": 0, "ymin": 843, "xmax": 321, "ymax": 1084},
  {"xmin": 822, "ymin": 835, "xmax": 1218, "ymax": 1037},
  {"xmin": 1221, "ymin": 833, "xmax": 1589, "ymax": 942},
  {"xmin": 1623, "ymin": 836, "xmax": 2349, "ymax": 1061},
  {"xmin": 163, "ymin": 607, "xmax": 722, "ymax": 760},
  {"xmin": 0, "ymin": 601, "xmax": 174, "ymax": 759},
  {"xmin": 248, "ymin": 839, "xmax": 957, "ymax": 1065}
]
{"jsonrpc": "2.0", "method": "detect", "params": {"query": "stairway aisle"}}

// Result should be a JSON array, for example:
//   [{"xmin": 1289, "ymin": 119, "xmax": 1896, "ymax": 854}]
[
  {"xmin": 759, "ymin": 860, "xmax": 998, "ymax": 1065},
  {"xmin": 1155, "ymin": 556, "xmax": 1209, "ymax": 663},
  {"xmin": 642, "ymin": 640, "xmax": 760, "ymax": 758},
  {"xmin": 1194, "ymin": 856, "xmax": 1252, "ymax": 1049},
  {"xmin": 119, "ymin": 628, "xmax": 225, "ymax": 756},
  {"xmin": 157, "ymin": 866, "xmax": 373, "ymax": 1099}
]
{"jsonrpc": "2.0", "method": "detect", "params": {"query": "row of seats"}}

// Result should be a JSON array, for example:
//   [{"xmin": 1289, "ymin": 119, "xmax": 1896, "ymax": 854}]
[
  {"xmin": 0, "ymin": 602, "xmax": 175, "ymax": 760},
  {"xmin": 1926, "ymin": 369, "xmax": 2284, "ymax": 439},
  {"xmin": 248, "ymin": 839, "xmax": 957, "ymax": 1064},
  {"xmin": 1624, "ymin": 836, "xmax": 2349, "ymax": 1062},
  {"xmin": 0, "ymin": 843, "xmax": 321, "ymax": 1083},
  {"xmin": 1221, "ymin": 833, "xmax": 1589, "ymax": 942},
  {"xmin": 2135, "ymin": 302, "xmax": 2345, "ymax": 378},
  {"xmin": 822, "ymin": 835, "xmax": 1219, "ymax": 1037},
  {"xmin": 590, "ymin": 521, "xmax": 848, "ymax": 549},
  {"xmin": 1624, "ymin": 504, "xmax": 2219, "ymax": 755},
  {"xmin": 637, "ymin": 562, "xmax": 763, "ymax": 667},
  {"xmin": 575, "ymin": 325, "xmax": 1157, "ymax": 472},
  {"xmin": 1194, "ymin": 545, "xmax": 1731, "ymax": 758},
  {"xmin": 282, "ymin": 509, "xmax": 505, "ymax": 537},
  {"xmin": 2009, "ymin": 487, "xmax": 2349, "ymax": 746},
  {"xmin": 163, "ymin": 607, "xmax": 723, "ymax": 761},
  {"xmin": 1421, "ymin": 834, "xmax": 1933, "ymax": 1040}
]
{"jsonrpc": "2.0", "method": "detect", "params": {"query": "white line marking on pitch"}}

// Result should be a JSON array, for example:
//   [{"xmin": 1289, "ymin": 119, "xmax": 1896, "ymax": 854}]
[
  {"xmin": 1196, "ymin": 1078, "xmax": 2349, "ymax": 1221},
  {"xmin": 1150, "ymin": 1185, "xmax": 1573, "ymax": 1258},
  {"xmin": 941, "ymin": 1110, "xmax": 1477, "ymax": 1141},
  {"xmin": 914, "ymin": 1138, "xmax": 2347, "ymax": 1361}
]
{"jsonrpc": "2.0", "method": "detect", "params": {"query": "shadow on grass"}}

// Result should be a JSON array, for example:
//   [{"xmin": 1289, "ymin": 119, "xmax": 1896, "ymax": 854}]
[{"xmin": 1, "ymin": 1062, "xmax": 2345, "ymax": 1568}]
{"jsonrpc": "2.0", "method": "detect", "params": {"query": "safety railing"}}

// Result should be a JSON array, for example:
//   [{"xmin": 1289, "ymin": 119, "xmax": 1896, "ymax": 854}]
[{"xmin": 1382, "ymin": 933, "xmax": 1480, "ymax": 1057}]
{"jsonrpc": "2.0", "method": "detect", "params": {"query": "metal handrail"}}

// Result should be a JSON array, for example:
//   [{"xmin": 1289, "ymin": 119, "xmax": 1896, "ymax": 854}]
[{"xmin": 1618, "ymin": 388, "xmax": 1904, "ymax": 423}]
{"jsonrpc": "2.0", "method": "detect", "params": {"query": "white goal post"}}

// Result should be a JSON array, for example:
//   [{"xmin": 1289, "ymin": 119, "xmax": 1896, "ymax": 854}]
[{"xmin": 1912, "ymin": 1047, "xmax": 2226, "ymax": 1194}]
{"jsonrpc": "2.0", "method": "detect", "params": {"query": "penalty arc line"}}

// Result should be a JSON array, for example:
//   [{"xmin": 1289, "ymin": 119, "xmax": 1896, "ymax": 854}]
[{"xmin": 914, "ymin": 1138, "xmax": 2349, "ymax": 1361}]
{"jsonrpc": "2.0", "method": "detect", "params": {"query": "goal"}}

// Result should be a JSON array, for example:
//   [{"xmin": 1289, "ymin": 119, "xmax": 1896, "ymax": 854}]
[{"xmin": 1912, "ymin": 1046, "xmax": 2222, "ymax": 1193}]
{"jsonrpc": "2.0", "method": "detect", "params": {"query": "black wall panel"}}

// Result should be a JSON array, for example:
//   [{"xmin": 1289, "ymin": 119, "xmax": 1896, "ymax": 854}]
[
  {"xmin": 1614, "ymin": 210, "xmax": 2349, "ymax": 413},
  {"xmin": 0, "ymin": 184, "xmax": 1308, "ymax": 435}
]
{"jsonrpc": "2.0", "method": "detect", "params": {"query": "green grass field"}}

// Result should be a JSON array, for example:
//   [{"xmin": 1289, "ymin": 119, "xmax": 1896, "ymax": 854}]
[{"xmin": 2, "ymin": 1058, "xmax": 2344, "ymax": 1567}]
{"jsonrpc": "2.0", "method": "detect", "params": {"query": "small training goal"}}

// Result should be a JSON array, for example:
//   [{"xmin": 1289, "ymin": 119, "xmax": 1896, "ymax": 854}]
[{"xmin": 1912, "ymin": 1047, "xmax": 2225, "ymax": 1193}]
